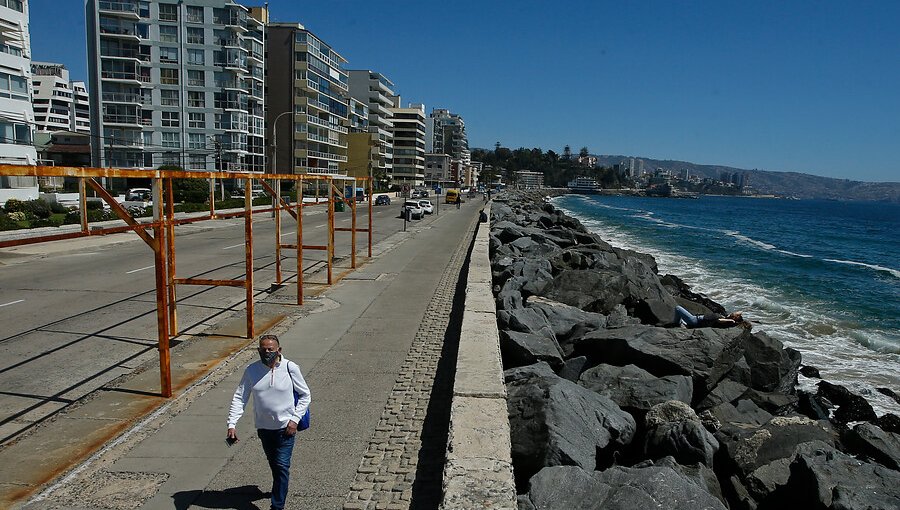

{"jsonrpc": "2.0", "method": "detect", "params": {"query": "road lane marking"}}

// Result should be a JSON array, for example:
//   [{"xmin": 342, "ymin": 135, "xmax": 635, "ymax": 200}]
[
  {"xmin": 126, "ymin": 266, "xmax": 154, "ymax": 274},
  {"xmin": 0, "ymin": 299, "xmax": 24, "ymax": 308},
  {"xmin": 222, "ymin": 243, "xmax": 245, "ymax": 250},
  {"xmin": 280, "ymin": 231, "xmax": 295, "ymax": 237}
]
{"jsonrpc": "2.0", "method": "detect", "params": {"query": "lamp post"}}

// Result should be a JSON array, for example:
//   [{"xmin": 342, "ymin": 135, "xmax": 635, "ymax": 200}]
[{"xmin": 270, "ymin": 110, "xmax": 293, "ymax": 175}]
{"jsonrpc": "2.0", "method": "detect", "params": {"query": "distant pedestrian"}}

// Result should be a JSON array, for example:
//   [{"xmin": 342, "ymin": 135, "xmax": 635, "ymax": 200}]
[
  {"xmin": 455, "ymin": 194, "xmax": 461, "ymax": 209},
  {"xmin": 227, "ymin": 334, "xmax": 310, "ymax": 510}
]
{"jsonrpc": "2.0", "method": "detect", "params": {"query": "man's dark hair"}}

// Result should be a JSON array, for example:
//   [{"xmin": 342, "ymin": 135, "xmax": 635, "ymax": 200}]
[{"xmin": 259, "ymin": 334, "xmax": 280, "ymax": 345}]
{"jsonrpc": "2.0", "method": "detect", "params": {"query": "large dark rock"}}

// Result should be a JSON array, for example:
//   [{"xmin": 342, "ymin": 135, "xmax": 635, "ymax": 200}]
[
  {"xmin": 660, "ymin": 273, "xmax": 727, "ymax": 315},
  {"xmin": 782, "ymin": 443, "xmax": 900, "ymax": 509},
  {"xmin": 500, "ymin": 330, "xmax": 564, "ymax": 371},
  {"xmin": 559, "ymin": 356, "xmax": 588, "ymax": 382},
  {"xmin": 876, "ymin": 413, "xmax": 900, "ymax": 434},
  {"xmin": 577, "ymin": 364, "xmax": 693, "ymax": 413},
  {"xmin": 643, "ymin": 401, "xmax": 719, "ymax": 467},
  {"xmin": 741, "ymin": 389, "xmax": 799, "ymax": 416},
  {"xmin": 505, "ymin": 362, "xmax": 636, "ymax": 489},
  {"xmin": 497, "ymin": 306, "xmax": 555, "ymax": 339},
  {"xmin": 844, "ymin": 422, "xmax": 900, "ymax": 470},
  {"xmin": 495, "ymin": 258, "xmax": 554, "ymax": 297},
  {"xmin": 574, "ymin": 325, "xmax": 747, "ymax": 399},
  {"xmin": 741, "ymin": 332, "xmax": 802, "ymax": 394},
  {"xmin": 649, "ymin": 456, "xmax": 727, "ymax": 507},
  {"xmin": 711, "ymin": 399, "xmax": 774, "ymax": 431},
  {"xmin": 524, "ymin": 296, "xmax": 607, "ymax": 356},
  {"xmin": 543, "ymin": 269, "xmax": 630, "ymax": 313},
  {"xmin": 816, "ymin": 381, "xmax": 878, "ymax": 426},
  {"xmin": 698, "ymin": 379, "xmax": 750, "ymax": 410},
  {"xmin": 520, "ymin": 464, "xmax": 728, "ymax": 510}
]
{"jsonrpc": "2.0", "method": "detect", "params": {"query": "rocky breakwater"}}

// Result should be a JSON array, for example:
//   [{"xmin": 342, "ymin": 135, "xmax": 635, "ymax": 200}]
[{"xmin": 491, "ymin": 190, "xmax": 900, "ymax": 510}]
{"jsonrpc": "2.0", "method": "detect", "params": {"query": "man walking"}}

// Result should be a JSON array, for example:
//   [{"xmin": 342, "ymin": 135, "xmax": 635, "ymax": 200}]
[{"xmin": 227, "ymin": 334, "xmax": 311, "ymax": 510}]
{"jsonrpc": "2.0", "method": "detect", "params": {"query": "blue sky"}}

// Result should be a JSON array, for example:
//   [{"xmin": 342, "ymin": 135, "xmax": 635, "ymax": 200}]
[{"xmin": 29, "ymin": 0, "xmax": 900, "ymax": 182}]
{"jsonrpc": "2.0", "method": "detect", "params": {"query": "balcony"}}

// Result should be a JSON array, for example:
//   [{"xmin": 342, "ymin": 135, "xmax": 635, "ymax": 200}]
[
  {"xmin": 213, "ymin": 14, "xmax": 247, "ymax": 32},
  {"xmin": 103, "ymin": 114, "xmax": 142, "ymax": 127},
  {"xmin": 101, "ymin": 71, "xmax": 142, "ymax": 85},
  {"xmin": 215, "ymin": 79, "xmax": 245, "ymax": 91},
  {"xmin": 102, "ymin": 92, "xmax": 144, "ymax": 105},
  {"xmin": 98, "ymin": 1, "xmax": 140, "ymax": 20},
  {"xmin": 217, "ymin": 37, "xmax": 245, "ymax": 49},
  {"xmin": 99, "ymin": 26, "xmax": 145, "ymax": 42},
  {"xmin": 297, "ymin": 149, "xmax": 348, "ymax": 163}
]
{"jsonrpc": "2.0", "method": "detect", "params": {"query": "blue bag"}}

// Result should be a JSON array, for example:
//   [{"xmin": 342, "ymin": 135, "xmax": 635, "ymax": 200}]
[{"xmin": 288, "ymin": 361, "xmax": 310, "ymax": 431}]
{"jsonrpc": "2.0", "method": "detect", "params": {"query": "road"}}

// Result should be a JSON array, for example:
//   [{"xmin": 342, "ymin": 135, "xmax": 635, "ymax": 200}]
[{"xmin": 0, "ymin": 200, "xmax": 431, "ymax": 446}]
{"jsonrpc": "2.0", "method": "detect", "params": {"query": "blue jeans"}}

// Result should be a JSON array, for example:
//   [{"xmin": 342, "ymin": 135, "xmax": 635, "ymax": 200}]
[
  {"xmin": 257, "ymin": 428, "xmax": 295, "ymax": 510},
  {"xmin": 674, "ymin": 306, "xmax": 700, "ymax": 327}
]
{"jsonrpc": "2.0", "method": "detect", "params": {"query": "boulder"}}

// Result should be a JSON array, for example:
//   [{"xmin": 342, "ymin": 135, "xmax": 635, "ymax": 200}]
[
  {"xmin": 799, "ymin": 365, "xmax": 821, "ymax": 379},
  {"xmin": 500, "ymin": 330, "xmax": 564, "ymax": 371},
  {"xmin": 505, "ymin": 363, "xmax": 636, "ymax": 488},
  {"xmin": 711, "ymin": 399, "xmax": 774, "ymax": 430},
  {"xmin": 876, "ymin": 413, "xmax": 900, "ymax": 434},
  {"xmin": 520, "ymin": 463, "xmax": 728, "ymax": 510},
  {"xmin": 606, "ymin": 304, "xmax": 641, "ymax": 328},
  {"xmin": 495, "ymin": 258, "xmax": 554, "ymax": 297},
  {"xmin": 816, "ymin": 381, "xmax": 878, "ymax": 426},
  {"xmin": 643, "ymin": 401, "xmax": 719, "ymax": 467},
  {"xmin": 574, "ymin": 325, "xmax": 747, "ymax": 398},
  {"xmin": 877, "ymin": 387, "xmax": 900, "ymax": 405},
  {"xmin": 659, "ymin": 273, "xmax": 727, "ymax": 315},
  {"xmin": 698, "ymin": 378, "xmax": 750, "ymax": 410},
  {"xmin": 741, "ymin": 389, "xmax": 799, "ymax": 415},
  {"xmin": 497, "ymin": 306, "xmax": 555, "ymax": 339},
  {"xmin": 715, "ymin": 415, "xmax": 837, "ymax": 479},
  {"xmin": 738, "ymin": 440, "xmax": 833, "ymax": 508},
  {"xmin": 650, "ymin": 456, "xmax": 727, "ymax": 507},
  {"xmin": 543, "ymin": 269, "xmax": 630, "ymax": 313},
  {"xmin": 844, "ymin": 422, "xmax": 900, "ymax": 470},
  {"xmin": 577, "ymin": 364, "xmax": 693, "ymax": 413},
  {"xmin": 558, "ymin": 356, "xmax": 588, "ymax": 382},
  {"xmin": 782, "ymin": 443, "xmax": 900, "ymax": 509},
  {"xmin": 631, "ymin": 297, "xmax": 678, "ymax": 326},
  {"xmin": 524, "ymin": 296, "xmax": 607, "ymax": 356},
  {"xmin": 741, "ymin": 332, "xmax": 802, "ymax": 394}
]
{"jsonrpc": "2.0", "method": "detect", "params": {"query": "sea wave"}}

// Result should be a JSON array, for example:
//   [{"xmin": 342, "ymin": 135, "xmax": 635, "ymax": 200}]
[{"xmin": 823, "ymin": 258, "xmax": 900, "ymax": 279}]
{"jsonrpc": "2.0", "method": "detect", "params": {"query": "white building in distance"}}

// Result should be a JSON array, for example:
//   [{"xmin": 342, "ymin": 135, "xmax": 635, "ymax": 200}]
[{"xmin": 31, "ymin": 62, "xmax": 90, "ymax": 134}]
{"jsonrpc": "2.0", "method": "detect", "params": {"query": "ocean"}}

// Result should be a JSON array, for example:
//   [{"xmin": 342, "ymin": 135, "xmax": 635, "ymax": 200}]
[{"xmin": 553, "ymin": 194, "xmax": 900, "ymax": 416}]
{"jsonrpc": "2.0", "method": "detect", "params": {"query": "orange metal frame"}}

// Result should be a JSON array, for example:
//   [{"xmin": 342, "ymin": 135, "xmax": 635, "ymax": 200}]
[{"xmin": 0, "ymin": 165, "xmax": 373, "ymax": 397}]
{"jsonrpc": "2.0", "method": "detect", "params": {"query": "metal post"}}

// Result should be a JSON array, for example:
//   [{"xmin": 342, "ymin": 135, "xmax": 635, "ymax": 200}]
[
  {"xmin": 165, "ymin": 178, "xmax": 177, "ymax": 335},
  {"xmin": 351, "ymin": 178, "xmax": 357, "ymax": 269},
  {"xmin": 367, "ymin": 176, "xmax": 373, "ymax": 258},
  {"xmin": 244, "ymin": 177, "xmax": 254, "ymax": 338},
  {"xmin": 209, "ymin": 177, "xmax": 215, "ymax": 217},
  {"xmin": 327, "ymin": 178, "xmax": 334, "ymax": 285},
  {"xmin": 297, "ymin": 177, "xmax": 304, "ymax": 305},
  {"xmin": 274, "ymin": 178, "xmax": 282, "ymax": 284},
  {"xmin": 78, "ymin": 177, "xmax": 87, "ymax": 232},
  {"xmin": 152, "ymin": 177, "xmax": 171, "ymax": 397}
]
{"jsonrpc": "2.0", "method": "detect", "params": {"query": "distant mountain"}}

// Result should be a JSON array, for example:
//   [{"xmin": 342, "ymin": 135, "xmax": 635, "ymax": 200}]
[{"xmin": 594, "ymin": 155, "xmax": 900, "ymax": 203}]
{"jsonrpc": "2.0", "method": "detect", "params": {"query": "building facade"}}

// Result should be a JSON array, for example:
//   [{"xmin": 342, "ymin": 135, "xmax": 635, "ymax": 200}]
[
  {"xmin": 426, "ymin": 108, "xmax": 469, "ymax": 165},
  {"xmin": 515, "ymin": 170, "xmax": 544, "ymax": 189},
  {"xmin": 388, "ymin": 99, "xmax": 425, "ymax": 186},
  {"xmin": 31, "ymin": 62, "xmax": 90, "ymax": 134},
  {"xmin": 348, "ymin": 70, "xmax": 394, "ymax": 184},
  {"xmin": 267, "ymin": 23, "xmax": 348, "ymax": 176},
  {"xmin": 344, "ymin": 97, "xmax": 376, "ymax": 180},
  {"xmin": 85, "ymin": 0, "xmax": 266, "ymax": 173},
  {"xmin": 424, "ymin": 153, "xmax": 450, "ymax": 184},
  {"xmin": 0, "ymin": 0, "xmax": 38, "ymax": 201}
]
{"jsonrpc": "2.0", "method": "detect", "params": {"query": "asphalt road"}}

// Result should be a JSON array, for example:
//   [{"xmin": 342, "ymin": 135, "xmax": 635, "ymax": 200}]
[{"xmin": 0, "ymin": 200, "xmax": 429, "ymax": 445}]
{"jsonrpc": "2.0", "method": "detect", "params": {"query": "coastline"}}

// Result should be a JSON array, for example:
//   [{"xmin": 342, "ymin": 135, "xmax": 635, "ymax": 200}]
[{"xmin": 491, "ymin": 190, "xmax": 900, "ymax": 509}]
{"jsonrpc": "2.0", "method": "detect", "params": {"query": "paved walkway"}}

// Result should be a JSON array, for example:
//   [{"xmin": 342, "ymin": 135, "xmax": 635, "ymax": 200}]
[{"xmin": 23, "ymin": 200, "xmax": 482, "ymax": 510}]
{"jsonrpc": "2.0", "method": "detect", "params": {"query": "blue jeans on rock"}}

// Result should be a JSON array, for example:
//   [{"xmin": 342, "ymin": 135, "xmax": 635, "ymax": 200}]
[
  {"xmin": 674, "ymin": 305, "xmax": 700, "ymax": 327},
  {"xmin": 257, "ymin": 428, "xmax": 295, "ymax": 510}
]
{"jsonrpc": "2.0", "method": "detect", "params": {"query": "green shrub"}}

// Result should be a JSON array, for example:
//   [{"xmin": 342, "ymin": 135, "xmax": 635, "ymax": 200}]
[
  {"xmin": 4, "ymin": 198, "xmax": 25, "ymax": 213},
  {"xmin": 7, "ymin": 211, "xmax": 27, "ymax": 222},
  {"xmin": 31, "ymin": 216, "xmax": 63, "ymax": 228},
  {"xmin": 49, "ymin": 201, "xmax": 68, "ymax": 214},
  {"xmin": 173, "ymin": 178, "xmax": 211, "ymax": 204},
  {"xmin": 26, "ymin": 199, "xmax": 52, "ymax": 219},
  {"xmin": 86, "ymin": 200, "xmax": 104, "ymax": 211},
  {"xmin": 0, "ymin": 213, "xmax": 20, "ymax": 231}
]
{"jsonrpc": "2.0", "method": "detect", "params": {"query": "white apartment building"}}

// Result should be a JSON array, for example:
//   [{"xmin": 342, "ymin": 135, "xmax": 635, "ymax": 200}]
[
  {"xmin": 85, "ymin": 0, "xmax": 266, "ymax": 173},
  {"xmin": 388, "ymin": 99, "xmax": 425, "ymax": 186},
  {"xmin": 348, "ymin": 70, "xmax": 394, "ymax": 181},
  {"xmin": 425, "ymin": 108, "xmax": 469, "ymax": 165},
  {"xmin": 31, "ymin": 62, "xmax": 90, "ymax": 134},
  {"xmin": 0, "ymin": 0, "xmax": 38, "ymax": 201}
]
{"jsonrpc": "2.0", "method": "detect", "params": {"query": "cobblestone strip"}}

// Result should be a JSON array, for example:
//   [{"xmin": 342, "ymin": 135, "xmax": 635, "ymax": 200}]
[{"xmin": 343, "ymin": 222, "xmax": 475, "ymax": 510}]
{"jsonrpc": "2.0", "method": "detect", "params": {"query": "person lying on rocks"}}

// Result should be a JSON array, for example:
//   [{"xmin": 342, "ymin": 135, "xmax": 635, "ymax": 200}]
[{"xmin": 673, "ymin": 305, "xmax": 751, "ymax": 329}]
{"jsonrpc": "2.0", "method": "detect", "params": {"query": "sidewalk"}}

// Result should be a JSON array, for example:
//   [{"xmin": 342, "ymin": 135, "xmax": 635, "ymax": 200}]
[{"xmin": 23, "ymin": 201, "xmax": 482, "ymax": 510}]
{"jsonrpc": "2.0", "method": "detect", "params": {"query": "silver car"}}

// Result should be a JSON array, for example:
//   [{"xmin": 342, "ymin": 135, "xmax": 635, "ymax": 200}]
[
  {"xmin": 418, "ymin": 200, "xmax": 434, "ymax": 214},
  {"xmin": 402, "ymin": 200, "xmax": 424, "ymax": 220}
]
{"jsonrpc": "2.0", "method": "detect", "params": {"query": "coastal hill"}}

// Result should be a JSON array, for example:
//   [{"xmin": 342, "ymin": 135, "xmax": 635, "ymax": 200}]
[{"xmin": 594, "ymin": 155, "xmax": 900, "ymax": 203}]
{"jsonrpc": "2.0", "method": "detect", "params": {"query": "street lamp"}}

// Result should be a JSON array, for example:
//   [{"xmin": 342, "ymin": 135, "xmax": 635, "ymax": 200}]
[{"xmin": 270, "ymin": 110, "xmax": 293, "ymax": 175}]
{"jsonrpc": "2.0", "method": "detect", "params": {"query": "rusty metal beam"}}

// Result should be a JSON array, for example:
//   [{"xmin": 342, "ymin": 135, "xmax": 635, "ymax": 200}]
[
  {"xmin": 244, "ymin": 177, "xmax": 254, "ymax": 339},
  {"xmin": 368, "ymin": 177, "xmax": 373, "ymax": 258},
  {"xmin": 0, "ymin": 164, "xmax": 361, "ymax": 182},
  {"xmin": 87, "ymin": 178, "xmax": 156, "ymax": 249},
  {"xmin": 173, "ymin": 278, "xmax": 247, "ymax": 287},
  {"xmin": 165, "ymin": 178, "xmax": 177, "ymax": 336},
  {"xmin": 78, "ymin": 178, "xmax": 88, "ymax": 233},
  {"xmin": 297, "ymin": 178, "xmax": 304, "ymax": 305},
  {"xmin": 327, "ymin": 179, "xmax": 334, "ymax": 285},
  {"xmin": 351, "ymin": 178, "xmax": 357, "ymax": 269},
  {"xmin": 151, "ymin": 177, "xmax": 171, "ymax": 397}
]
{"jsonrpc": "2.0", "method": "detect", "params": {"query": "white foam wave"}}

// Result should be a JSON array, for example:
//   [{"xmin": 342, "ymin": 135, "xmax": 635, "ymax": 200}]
[
  {"xmin": 823, "ymin": 258, "xmax": 900, "ymax": 279},
  {"xmin": 727, "ymin": 232, "xmax": 778, "ymax": 251},
  {"xmin": 775, "ymin": 249, "xmax": 814, "ymax": 258}
]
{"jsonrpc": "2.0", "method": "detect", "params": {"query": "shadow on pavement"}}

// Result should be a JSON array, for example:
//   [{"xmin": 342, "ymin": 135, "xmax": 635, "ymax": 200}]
[{"xmin": 172, "ymin": 485, "xmax": 269, "ymax": 510}]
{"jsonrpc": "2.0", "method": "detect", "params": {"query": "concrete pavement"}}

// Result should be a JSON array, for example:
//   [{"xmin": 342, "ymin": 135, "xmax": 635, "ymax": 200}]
[{"xmin": 19, "ymin": 198, "xmax": 483, "ymax": 510}]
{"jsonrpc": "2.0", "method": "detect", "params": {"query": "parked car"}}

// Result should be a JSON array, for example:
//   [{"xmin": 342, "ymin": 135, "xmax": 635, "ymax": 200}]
[
  {"xmin": 375, "ymin": 195, "xmax": 391, "ymax": 206},
  {"xmin": 401, "ymin": 200, "xmax": 424, "ymax": 220},
  {"xmin": 418, "ymin": 200, "xmax": 434, "ymax": 214},
  {"xmin": 410, "ymin": 190, "xmax": 423, "ymax": 199}
]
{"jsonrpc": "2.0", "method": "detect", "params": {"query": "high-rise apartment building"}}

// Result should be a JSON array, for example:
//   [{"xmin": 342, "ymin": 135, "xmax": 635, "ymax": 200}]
[
  {"xmin": 348, "ymin": 70, "xmax": 394, "ymax": 182},
  {"xmin": 85, "ymin": 0, "xmax": 266, "ymax": 172},
  {"xmin": 31, "ymin": 62, "xmax": 91, "ymax": 134},
  {"xmin": 0, "ymin": 0, "xmax": 37, "ymax": 201},
  {"xmin": 267, "ymin": 23, "xmax": 348, "ymax": 175},
  {"xmin": 388, "ymin": 99, "xmax": 425, "ymax": 186},
  {"xmin": 426, "ymin": 108, "xmax": 469, "ymax": 165}
]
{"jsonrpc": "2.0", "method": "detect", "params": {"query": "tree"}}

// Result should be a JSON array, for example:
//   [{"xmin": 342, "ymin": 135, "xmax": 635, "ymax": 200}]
[
  {"xmin": 563, "ymin": 145, "xmax": 572, "ymax": 160},
  {"xmin": 579, "ymin": 147, "xmax": 589, "ymax": 158}
]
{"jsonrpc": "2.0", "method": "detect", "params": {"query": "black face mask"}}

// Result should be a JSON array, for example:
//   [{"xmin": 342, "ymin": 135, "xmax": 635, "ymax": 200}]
[{"xmin": 259, "ymin": 350, "xmax": 279, "ymax": 366}]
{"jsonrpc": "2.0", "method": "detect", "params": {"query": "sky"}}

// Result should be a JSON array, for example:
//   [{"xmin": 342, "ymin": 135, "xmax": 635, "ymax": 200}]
[{"xmin": 28, "ymin": 0, "xmax": 900, "ymax": 182}]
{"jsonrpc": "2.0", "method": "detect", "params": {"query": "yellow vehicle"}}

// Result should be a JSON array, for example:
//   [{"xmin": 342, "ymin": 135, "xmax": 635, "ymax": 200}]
[{"xmin": 445, "ymin": 188, "xmax": 460, "ymax": 204}]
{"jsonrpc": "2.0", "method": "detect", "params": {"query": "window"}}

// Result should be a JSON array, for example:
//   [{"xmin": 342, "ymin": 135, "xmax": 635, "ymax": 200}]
[
  {"xmin": 0, "ymin": 72, "xmax": 28, "ymax": 101},
  {"xmin": 0, "ymin": 121, "xmax": 31, "ymax": 144},
  {"xmin": 187, "ymin": 48, "xmax": 204, "ymax": 65},
  {"xmin": 187, "ymin": 91, "xmax": 204, "ymax": 108},
  {"xmin": 188, "ymin": 133, "xmax": 205, "ymax": 149},
  {"xmin": 160, "ymin": 89, "xmax": 179, "ymax": 106},
  {"xmin": 159, "ymin": 46, "xmax": 178, "ymax": 63},
  {"xmin": 188, "ymin": 112, "xmax": 204, "ymax": 128},
  {"xmin": 161, "ymin": 111, "xmax": 179, "ymax": 127},
  {"xmin": 186, "ymin": 5, "xmax": 204, "ymax": 23},
  {"xmin": 160, "ymin": 68, "xmax": 178, "ymax": 85},
  {"xmin": 186, "ymin": 27, "xmax": 203, "ymax": 44},
  {"xmin": 161, "ymin": 132, "xmax": 180, "ymax": 148},
  {"xmin": 159, "ymin": 25, "xmax": 178, "ymax": 43},
  {"xmin": 0, "ymin": 0, "xmax": 24, "ymax": 14},
  {"xmin": 159, "ymin": 3, "xmax": 178, "ymax": 22},
  {"xmin": 187, "ymin": 69, "xmax": 204, "ymax": 86},
  {"xmin": 189, "ymin": 155, "xmax": 206, "ymax": 169}
]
